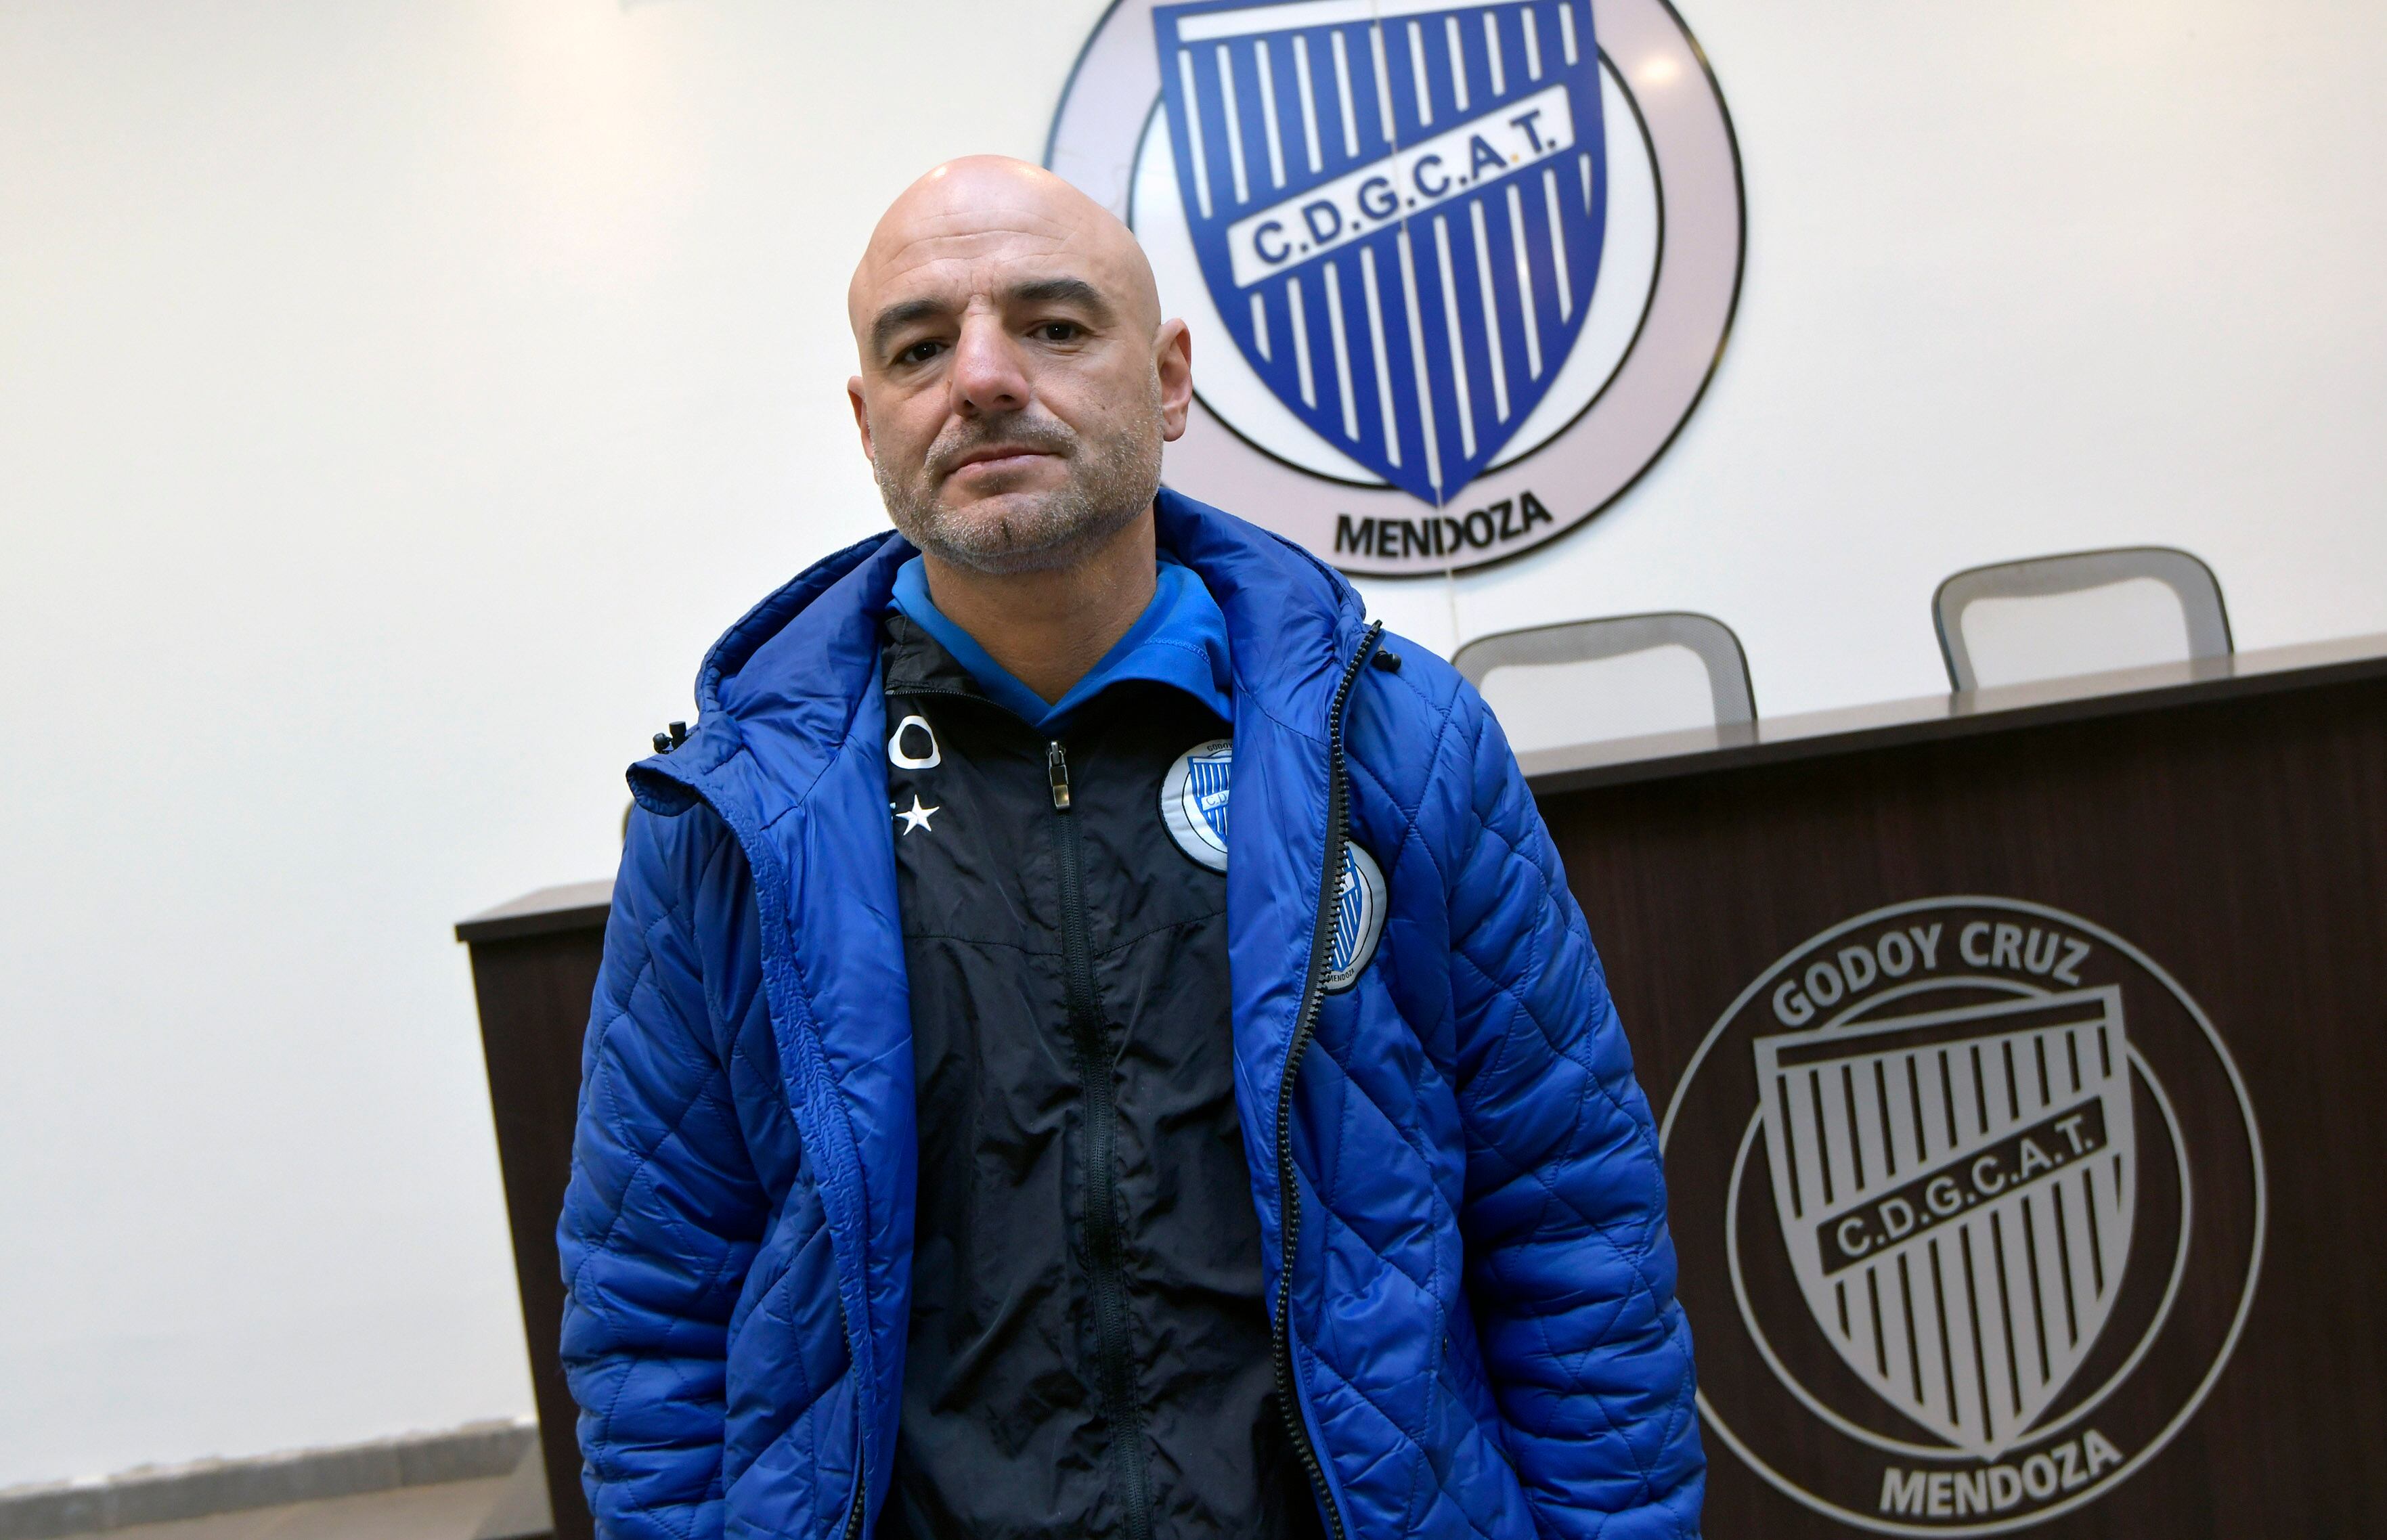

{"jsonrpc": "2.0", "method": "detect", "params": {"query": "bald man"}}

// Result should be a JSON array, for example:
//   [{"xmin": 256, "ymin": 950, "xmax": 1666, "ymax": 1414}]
[{"xmin": 560, "ymin": 158, "xmax": 1703, "ymax": 1540}]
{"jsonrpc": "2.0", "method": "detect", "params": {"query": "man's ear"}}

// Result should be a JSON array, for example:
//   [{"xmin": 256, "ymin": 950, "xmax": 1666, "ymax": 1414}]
[
  {"xmin": 1154, "ymin": 319, "xmax": 1194, "ymax": 441},
  {"xmin": 848, "ymin": 376, "xmax": 875, "ymax": 462}
]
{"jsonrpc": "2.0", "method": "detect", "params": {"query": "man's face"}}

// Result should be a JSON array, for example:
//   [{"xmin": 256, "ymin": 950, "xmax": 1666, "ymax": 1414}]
[{"xmin": 848, "ymin": 167, "xmax": 1191, "ymax": 573}]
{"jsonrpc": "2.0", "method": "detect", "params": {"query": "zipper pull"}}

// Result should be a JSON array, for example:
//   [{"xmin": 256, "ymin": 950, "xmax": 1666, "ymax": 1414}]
[{"xmin": 1047, "ymin": 740, "xmax": 1072, "ymax": 810}]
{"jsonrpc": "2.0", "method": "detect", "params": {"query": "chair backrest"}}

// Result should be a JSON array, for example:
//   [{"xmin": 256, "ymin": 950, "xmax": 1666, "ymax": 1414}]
[
  {"xmin": 1451, "ymin": 613, "xmax": 1755, "ymax": 756},
  {"xmin": 1933, "ymin": 547, "xmax": 2231, "ymax": 692}
]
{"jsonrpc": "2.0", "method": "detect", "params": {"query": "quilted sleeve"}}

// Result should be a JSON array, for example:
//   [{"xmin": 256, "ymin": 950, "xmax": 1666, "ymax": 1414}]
[
  {"xmin": 557, "ymin": 805, "xmax": 768, "ymax": 1540},
  {"xmin": 1443, "ymin": 692, "xmax": 1705, "ymax": 1539}
]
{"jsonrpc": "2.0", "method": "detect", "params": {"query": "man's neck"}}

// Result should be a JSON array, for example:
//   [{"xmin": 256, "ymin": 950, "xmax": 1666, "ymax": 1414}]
[{"xmin": 918, "ymin": 510, "xmax": 1159, "ymax": 705}]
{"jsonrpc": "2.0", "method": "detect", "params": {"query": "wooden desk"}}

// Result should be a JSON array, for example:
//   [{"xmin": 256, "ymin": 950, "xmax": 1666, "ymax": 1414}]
[
  {"xmin": 460, "ymin": 634, "xmax": 2387, "ymax": 1539},
  {"xmin": 1533, "ymin": 634, "xmax": 2387, "ymax": 1536}
]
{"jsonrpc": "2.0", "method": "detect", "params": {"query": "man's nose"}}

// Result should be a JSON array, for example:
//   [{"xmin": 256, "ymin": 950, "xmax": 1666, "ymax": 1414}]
[{"xmin": 946, "ymin": 311, "xmax": 1032, "ymax": 418}]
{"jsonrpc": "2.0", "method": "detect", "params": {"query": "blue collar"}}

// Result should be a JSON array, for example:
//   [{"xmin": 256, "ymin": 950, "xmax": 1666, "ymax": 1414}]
[{"xmin": 888, "ymin": 552, "xmax": 1234, "ymax": 734}]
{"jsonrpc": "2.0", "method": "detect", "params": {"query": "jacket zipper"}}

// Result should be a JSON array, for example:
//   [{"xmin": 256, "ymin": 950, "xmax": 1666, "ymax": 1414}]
[
  {"xmin": 1271, "ymin": 619, "xmax": 1384, "ymax": 1540},
  {"xmin": 840, "ymin": 1420, "xmax": 865, "ymax": 1540},
  {"xmin": 837, "ymin": 1294, "xmax": 865, "ymax": 1540},
  {"xmin": 1049, "ymin": 740, "xmax": 1156, "ymax": 1540}
]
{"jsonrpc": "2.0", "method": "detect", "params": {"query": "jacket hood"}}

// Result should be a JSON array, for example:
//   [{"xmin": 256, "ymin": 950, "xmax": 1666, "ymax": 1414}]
[{"xmin": 629, "ymin": 491, "xmax": 1370, "ymax": 815}]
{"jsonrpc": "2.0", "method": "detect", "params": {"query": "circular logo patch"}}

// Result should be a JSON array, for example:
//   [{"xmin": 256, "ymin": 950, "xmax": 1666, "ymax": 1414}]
[
  {"xmin": 1661, "ymin": 897, "xmax": 2265, "ymax": 1535},
  {"xmin": 1163, "ymin": 737, "xmax": 1235, "ymax": 871},
  {"xmin": 1323, "ymin": 841, "xmax": 1387, "ymax": 992},
  {"xmin": 1046, "ymin": 0, "xmax": 1745, "ymax": 573}
]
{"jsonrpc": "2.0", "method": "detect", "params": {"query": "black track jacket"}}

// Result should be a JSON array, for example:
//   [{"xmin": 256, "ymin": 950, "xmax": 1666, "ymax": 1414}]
[{"xmin": 875, "ymin": 611, "xmax": 1323, "ymax": 1540}]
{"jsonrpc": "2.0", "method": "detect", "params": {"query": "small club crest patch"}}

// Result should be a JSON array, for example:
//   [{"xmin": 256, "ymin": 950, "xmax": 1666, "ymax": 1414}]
[
  {"xmin": 1162, "ymin": 736, "xmax": 1384, "ymax": 986},
  {"xmin": 1324, "ymin": 842, "xmax": 1387, "ymax": 992},
  {"xmin": 1162, "ymin": 738, "xmax": 1235, "ymax": 871}
]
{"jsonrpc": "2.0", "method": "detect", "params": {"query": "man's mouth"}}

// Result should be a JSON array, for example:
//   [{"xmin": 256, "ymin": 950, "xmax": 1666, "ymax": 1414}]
[{"xmin": 944, "ymin": 443, "xmax": 1059, "ymax": 480}]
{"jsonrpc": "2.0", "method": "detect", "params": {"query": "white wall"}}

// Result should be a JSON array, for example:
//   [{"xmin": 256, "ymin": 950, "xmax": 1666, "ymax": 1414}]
[
  {"xmin": 1364, "ymin": 0, "xmax": 2387, "ymax": 706},
  {"xmin": 1, "ymin": 0, "xmax": 2380, "ymax": 1489}
]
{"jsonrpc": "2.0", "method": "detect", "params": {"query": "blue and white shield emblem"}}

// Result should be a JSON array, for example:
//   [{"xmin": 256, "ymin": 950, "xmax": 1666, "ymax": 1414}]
[
  {"xmin": 1153, "ymin": 0, "xmax": 1608, "ymax": 506},
  {"xmin": 1160, "ymin": 739, "xmax": 1384, "ymax": 989},
  {"xmin": 1325, "ymin": 842, "xmax": 1387, "ymax": 991},
  {"xmin": 1163, "ymin": 738, "xmax": 1235, "ymax": 870}
]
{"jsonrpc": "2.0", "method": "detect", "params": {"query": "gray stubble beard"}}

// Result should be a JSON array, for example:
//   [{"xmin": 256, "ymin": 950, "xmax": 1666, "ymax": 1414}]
[{"xmin": 876, "ymin": 380, "xmax": 1164, "ymax": 576}]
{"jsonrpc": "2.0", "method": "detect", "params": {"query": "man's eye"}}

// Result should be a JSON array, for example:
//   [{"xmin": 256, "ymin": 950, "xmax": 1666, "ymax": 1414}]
[
  {"xmin": 1036, "ymin": 322, "xmax": 1081, "ymax": 343},
  {"xmin": 898, "ymin": 339, "xmax": 944, "ymax": 365}
]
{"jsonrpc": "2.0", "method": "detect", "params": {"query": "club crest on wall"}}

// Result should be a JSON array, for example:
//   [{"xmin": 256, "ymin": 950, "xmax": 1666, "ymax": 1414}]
[
  {"xmin": 1155, "ymin": 0, "xmax": 1608, "ymax": 504},
  {"xmin": 1047, "ymin": 0, "xmax": 1745, "ymax": 574}
]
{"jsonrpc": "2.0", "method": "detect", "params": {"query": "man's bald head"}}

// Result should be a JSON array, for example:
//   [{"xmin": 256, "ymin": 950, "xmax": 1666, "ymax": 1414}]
[
  {"xmin": 846, "ymin": 156, "xmax": 1191, "ymax": 576},
  {"xmin": 849, "ymin": 156, "xmax": 1162, "ymax": 345}
]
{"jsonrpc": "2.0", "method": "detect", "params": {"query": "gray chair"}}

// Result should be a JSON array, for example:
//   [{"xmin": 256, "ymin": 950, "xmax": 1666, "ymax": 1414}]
[
  {"xmin": 1933, "ymin": 547, "xmax": 2231, "ymax": 692},
  {"xmin": 1453, "ymin": 613, "xmax": 1755, "ymax": 756}
]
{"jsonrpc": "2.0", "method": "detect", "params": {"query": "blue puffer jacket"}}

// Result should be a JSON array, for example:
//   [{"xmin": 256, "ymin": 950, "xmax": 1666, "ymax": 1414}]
[{"xmin": 559, "ymin": 491, "xmax": 1703, "ymax": 1539}]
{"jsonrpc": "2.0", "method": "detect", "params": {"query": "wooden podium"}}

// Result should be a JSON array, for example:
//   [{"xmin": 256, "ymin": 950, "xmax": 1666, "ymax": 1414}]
[
  {"xmin": 458, "ymin": 880, "xmax": 612, "ymax": 1540},
  {"xmin": 460, "ymin": 634, "xmax": 2387, "ymax": 1539}
]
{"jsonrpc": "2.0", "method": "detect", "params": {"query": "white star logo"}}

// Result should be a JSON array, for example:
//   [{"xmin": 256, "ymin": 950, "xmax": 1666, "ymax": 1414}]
[{"xmin": 892, "ymin": 793, "xmax": 940, "ymax": 835}]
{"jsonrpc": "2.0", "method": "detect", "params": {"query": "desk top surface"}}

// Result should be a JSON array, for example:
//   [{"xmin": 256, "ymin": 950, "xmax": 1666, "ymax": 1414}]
[
  {"xmin": 1520, "ymin": 630, "xmax": 2387, "ymax": 796},
  {"xmin": 456, "ymin": 878, "xmax": 615, "ymax": 945},
  {"xmin": 456, "ymin": 632, "xmax": 2387, "ymax": 934}
]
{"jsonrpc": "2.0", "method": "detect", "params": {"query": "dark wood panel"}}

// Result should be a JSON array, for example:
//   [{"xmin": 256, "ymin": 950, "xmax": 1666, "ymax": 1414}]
[
  {"xmin": 1542, "ymin": 675, "xmax": 2387, "ymax": 1537},
  {"xmin": 465, "ymin": 926, "xmax": 606, "ymax": 1540}
]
